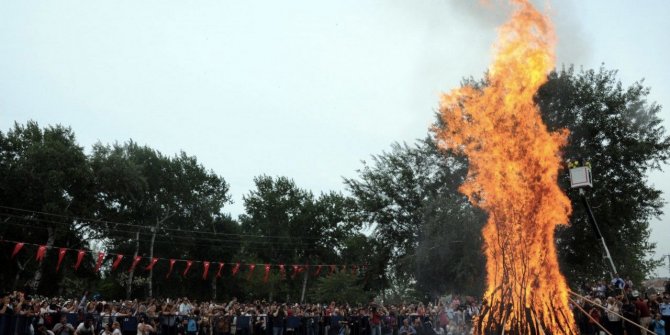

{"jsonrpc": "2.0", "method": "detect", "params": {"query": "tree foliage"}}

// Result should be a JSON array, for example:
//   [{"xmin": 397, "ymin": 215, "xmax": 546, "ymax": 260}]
[{"xmin": 537, "ymin": 66, "xmax": 670, "ymax": 284}]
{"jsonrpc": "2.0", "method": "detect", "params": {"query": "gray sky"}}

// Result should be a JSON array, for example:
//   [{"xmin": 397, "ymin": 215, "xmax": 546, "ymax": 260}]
[{"xmin": 1, "ymin": 0, "xmax": 668, "ymax": 277}]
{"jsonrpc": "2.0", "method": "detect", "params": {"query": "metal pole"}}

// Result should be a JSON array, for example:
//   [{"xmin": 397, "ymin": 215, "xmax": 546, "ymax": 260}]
[{"xmin": 579, "ymin": 188, "xmax": 618, "ymax": 277}]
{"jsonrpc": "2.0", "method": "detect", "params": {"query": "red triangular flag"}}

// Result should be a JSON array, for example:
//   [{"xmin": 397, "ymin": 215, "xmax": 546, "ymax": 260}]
[
  {"xmin": 11, "ymin": 242, "xmax": 25, "ymax": 258},
  {"xmin": 73, "ymin": 250, "xmax": 86, "ymax": 271},
  {"xmin": 36, "ymin": 245, "xmax": 47, "ymax": 262},
  {"xmin": 263, "ymin": 264, "xmax": 271, "ymax": 283},
  {"xmin": 56, "ymin": 248, "xmax": 67, "ymax": 271},
  {"xmin": 247, "ymin": 264, "xmax": 256, "ymax": 280},
  {"xmin": 95, "ymin": 252, "xmax": 106, "ymax": 272},
  {"xmin": 183, "ymin": 260, "xmax": 193, "ymax": 276},
  {"xmin": 231, "ymin": 263, "xmax": 240, "ymax": 276},
  {"xmin": 329, "ymin": 265, "xmax": 336, "ymax": 275},
  {"xmin": 314, "ymin": 265, "xmax": 323, "ymax": 276},
  {"xmin": 112, "ymin": 254, "xmax": 124, "ymax": 271},
  {"xmin": 145, "ymin": 257, "xmax": 159, "ymax": 271},
  {"xmin": 279, "ymin": 264, "xmax": 286, "ymax": 279},
  {"xmin": 166, "ymin": 259, "xmax": 176, "ymax": 278},
  {"xmin": 128, "ymin": 256, "xmax": 142, "ymax": 272},
  {"xmin": 216, "ymin": 262, "xmax": 225, "ymax": 278},
  {"xmin": 202, "ymin": 261, "xmax": 211, "ymax": 280}
]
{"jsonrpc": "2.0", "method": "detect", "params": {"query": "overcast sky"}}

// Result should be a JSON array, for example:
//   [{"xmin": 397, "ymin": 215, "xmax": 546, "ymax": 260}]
[{"xmin": 1, "ymin": 0, "xmax": 668, "ymax": 277}]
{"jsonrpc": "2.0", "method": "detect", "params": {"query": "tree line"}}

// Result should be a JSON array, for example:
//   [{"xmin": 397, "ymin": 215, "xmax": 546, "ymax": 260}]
[{"xmin": 1, "ymin": 66, "xmax": 668, "ymax": 302}]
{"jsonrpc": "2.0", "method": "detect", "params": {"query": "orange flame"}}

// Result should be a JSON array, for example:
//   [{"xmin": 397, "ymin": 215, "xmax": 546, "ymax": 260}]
[{"xmin": 435, "ymin": 1, "xmax": 577, "ymax": 334}]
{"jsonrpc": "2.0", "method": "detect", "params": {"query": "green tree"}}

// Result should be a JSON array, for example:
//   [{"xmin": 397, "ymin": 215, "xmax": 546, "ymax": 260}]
[
  {"xmin": 536, "ymin": 66, "xmax": 670, "ymax": 284},
  {"xmin": 91, "ymin": 141, "xmax": 233, "ymax": 299},
  {"xmin": 308, "ymin": 272, "xmax": 371, "ymax": 305},
  {"xmin": 0, "ymin": 121, "xmax": 96, "ymax": 294},
  {"xmin": 239, "ymin": 176, "xmax": 357, "ymax": 301},
  {"xmin": 344, "ymin": 139, "xmax": 483, "ymax": 296}
]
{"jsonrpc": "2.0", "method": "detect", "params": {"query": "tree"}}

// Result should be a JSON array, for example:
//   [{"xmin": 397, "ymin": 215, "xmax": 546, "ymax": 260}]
[
  {"xmin": 239, "ymin": 176, "xmax": 358, "ymax": 301},
  {"xmin": 344, "ymin": 139, "xmax": 484, "ymax": 296},
  {"xmin": 91, "ymin": 141, "xmax": 233, "ymax": 299},
  {"xmin": 536, "ymin": 66, "xmax": 670, "ymax": 283},
  {"xmin": 0, "ymin": 121, "xmax": 95, "ymax": 294},
  {"xmin": 308, "ymin": 272, "xmax": 371, "ymax": 305}
]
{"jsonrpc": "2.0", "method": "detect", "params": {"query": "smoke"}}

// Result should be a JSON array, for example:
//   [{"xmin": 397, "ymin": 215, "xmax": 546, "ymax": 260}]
[
  {"xmin": 445, "ymin": 0, "xmax": 509, "ymax": 29},
  {"xmin": 549, "ymin": 0, "xmax": 592, "ymax": 67},
  {"xmin": 445, "ymin": 0, "xmax": 591, "ymax": 67}
]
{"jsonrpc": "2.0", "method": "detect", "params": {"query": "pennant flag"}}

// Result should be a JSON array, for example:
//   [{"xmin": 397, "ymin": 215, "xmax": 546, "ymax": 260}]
[
  {"xmin": 74, "ymin": 250, "xmax": 86, "ymax": 271},
  {"xmin": 95, "ymin": 252, "xmax": 106, "ymax": 272},
  {"xmin": 11, "ymin": 242, "xmax": 24, "ymax": 258},
  {"xmin": 112, "ymin": 254, "xmax": 124, "ymax": 271},
  {"xmin": 183, "ymin": 260, "xmax": 193, "ymax": 276},
  {"xmin": 314, "ymin": 265, "xmax": 323, "ymax": 276},
  {"xmin": 145, "ymin": 257, "xmax": 159, "ymax": 271},
  {"xmin": 279, "ymin": 264, "xmax": 286, "ymax": 279},
  {"xmin": 263, "ymin": 264, "xmax": 271, "ymax": 283},
  {"xmin": 247, "ymin": 264, "xmax": 256, "ymax": 280},
  {"xmin": 202, "ymin": 261, "xmax": 211, "ymax": 280},
  {"xmin": 128, "ymin": 256, "xmax": 142, "ymax": 272},
  {"xmin": 36, "ymin": 245, "xmax": 47, "ymax": 262},
  {"xmin": 291, "ymin": 265, "xmax": 300, "ymax": 279},
  {"xmin": 56, "ymin": 248, "xmax": 67, "ymax": 271},
  {"xmin": 216, "ymin": 262, "xmax": 225, "ymax": 278},
  {"xmin": 231, "ymin": 263, "xmax": 241, "ymax": 277},
  {"xmin": 166, "ymin": 259, "xmax": 176, "ymax": 278},
  {"xmin": 329, "ymin": 265, "xmax": 336, "ymax": 275}
]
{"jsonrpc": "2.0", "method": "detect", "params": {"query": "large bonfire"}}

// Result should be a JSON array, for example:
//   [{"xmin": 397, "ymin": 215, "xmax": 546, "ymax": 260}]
[{"xmin": 435, "ymin": 0, "xmax": 577, "ymax": 334}]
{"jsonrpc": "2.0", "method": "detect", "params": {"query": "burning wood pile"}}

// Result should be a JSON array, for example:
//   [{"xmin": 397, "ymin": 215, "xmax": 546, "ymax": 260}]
[{"xmin": 435, "ymin": 1, "xmax": 578, "ymax": 333}]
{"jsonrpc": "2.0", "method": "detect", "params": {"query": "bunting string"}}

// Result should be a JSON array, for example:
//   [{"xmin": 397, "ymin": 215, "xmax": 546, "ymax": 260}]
[{"xmin": 0, "ymin": 239, "xmax": 366, "ymax": 279}]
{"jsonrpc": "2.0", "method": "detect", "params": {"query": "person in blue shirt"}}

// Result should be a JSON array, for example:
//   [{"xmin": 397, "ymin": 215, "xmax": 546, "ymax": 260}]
[
  {"xmin": 398, "ymin": 318, "xmax": 416, "ymax": 335},
  {"xmin": 652, "ymin": 313, "xmax": 666, "ymax": 335}
]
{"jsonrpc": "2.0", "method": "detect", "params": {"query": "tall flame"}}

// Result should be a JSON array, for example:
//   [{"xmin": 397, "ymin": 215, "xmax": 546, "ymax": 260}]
[{"xmin": 435, "ymin": 1, "xmax": 577, "ymax": 334}]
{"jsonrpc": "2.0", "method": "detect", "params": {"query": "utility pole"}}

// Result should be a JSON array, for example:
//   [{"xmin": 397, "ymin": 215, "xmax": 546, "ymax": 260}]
[
  {"xmin": 148, "ymin": 207, "xmax": 174, "ymax": 298},
  {"xmin": 127, "ymin": 230, "xmax": 140, "ymax": 299},
  {"xmin": 147, "ymin": 219, "xmax": 161, "ymax": 298}
]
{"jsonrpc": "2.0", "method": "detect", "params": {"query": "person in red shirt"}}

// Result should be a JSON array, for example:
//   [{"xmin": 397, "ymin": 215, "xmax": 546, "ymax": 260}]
[
  {"xmin": 369, "ymin": 306, "xmax": 382, "ymax": 335},
  {"xmin": 636, "ymin": 296, "xmax": 653, "ymax": 330}
]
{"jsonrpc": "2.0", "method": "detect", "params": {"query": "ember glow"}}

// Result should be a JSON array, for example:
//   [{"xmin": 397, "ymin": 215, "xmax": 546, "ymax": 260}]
[{"xmin": 435, "ymin": 1, "xmax": 577, "ymax": 334}]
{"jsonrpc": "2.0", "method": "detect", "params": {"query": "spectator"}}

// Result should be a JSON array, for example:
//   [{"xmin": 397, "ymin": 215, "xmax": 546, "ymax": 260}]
[
  {"xmin": 112, "ymin": 322, "xmax": 122, "ymax": 335},
  {"xmin": 75, "ymin": 316, "xmax": 96, "ymax": 335},
  {"xmin": 651, "ymin": 314, "xmax": 666, "ymax": 335},
  {"xmin": 605, "ymin": 296, "xmax": 622, "ymax": 335},
  {"xmin": 54, "ymin": 314, "xmax": 76, "ymax": 335},
  {"xmin": 636, "ymin": 296, "xmax": 653, "ymax": 331},
  {"xmin": 620, "ymin": 298, "xmax": 638, "ymax": 335},
  {"xmin": 660, "ymin": 296, "xmax": 670, "ymax": 335},
  {"xmin": 398, "ymin": 319, "xmax": 415, "ymax": 335}
]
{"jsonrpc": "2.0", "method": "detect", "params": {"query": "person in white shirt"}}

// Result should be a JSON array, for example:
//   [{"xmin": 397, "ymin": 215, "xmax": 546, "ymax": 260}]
[
  {"xmin": 605, "ymin": 297, "xmax": 622, "ymax": 335},
  {"xmin": 75, "ymin": 317, "xmax": 96, "ymax": 335},
  {"xmin": 179, "ymin": 299, "xmax": 192, "ymax": 315},
  {"xmin": 137, "ymin": 317, "xmax": 155, "ymax": 335},
  {"xmin": 111, "ymin": 322, "xmax": 122, "ymax": 335}
]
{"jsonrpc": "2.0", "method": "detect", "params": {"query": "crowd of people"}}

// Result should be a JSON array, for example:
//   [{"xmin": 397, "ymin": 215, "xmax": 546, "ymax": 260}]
[
  {"xmin": 573, "ymin": 278, "xmax": 670, "ymax": 335},
  {"xmin": 0, "ymin": 291, "xmax": 481, "ymax": 335},
  {"xmin": 2, "ymin": 278, "xmax": 669, "ymax": 335}
]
